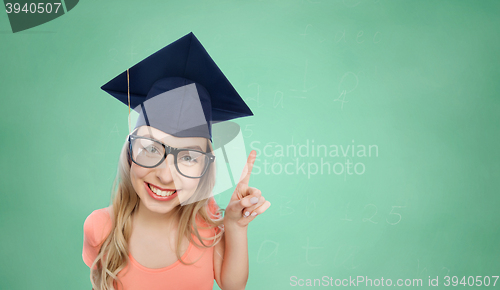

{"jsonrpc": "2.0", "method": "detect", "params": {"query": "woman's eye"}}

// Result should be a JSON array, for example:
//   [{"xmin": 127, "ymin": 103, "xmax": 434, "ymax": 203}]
[
  {"xmin": 145, "ymin": 146, "xmax": 160, "ymax": 154},
  {"xmin": 180, "ymin": 155, "xmax": 197, "ymax": 163}
]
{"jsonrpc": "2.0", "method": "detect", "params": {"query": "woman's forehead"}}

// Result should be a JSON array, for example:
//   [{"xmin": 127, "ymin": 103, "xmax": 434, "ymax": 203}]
[{"xmin": 135, "ymin": 126, "xmax": 207, "ymax": 148}]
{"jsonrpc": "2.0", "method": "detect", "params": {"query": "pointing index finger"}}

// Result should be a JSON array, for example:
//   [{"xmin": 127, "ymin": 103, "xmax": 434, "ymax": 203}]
[{"xmin": 238, "ymin": 150, "xmax": 257, "ymax": 186}]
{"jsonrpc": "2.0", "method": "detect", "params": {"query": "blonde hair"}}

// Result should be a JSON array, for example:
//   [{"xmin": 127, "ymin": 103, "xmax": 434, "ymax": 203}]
[{"xmin": 89, "ymin": 137, "xmax": 224, "ymax": 290}]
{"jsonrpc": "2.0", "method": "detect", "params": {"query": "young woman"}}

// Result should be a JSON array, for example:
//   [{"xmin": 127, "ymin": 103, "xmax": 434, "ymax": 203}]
[{"xmin": 82, "ymin": 32, "xmax": 271, "ymax": 289}]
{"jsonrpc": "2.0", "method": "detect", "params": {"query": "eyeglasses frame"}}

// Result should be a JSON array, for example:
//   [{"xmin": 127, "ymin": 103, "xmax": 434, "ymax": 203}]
[{"xmin": 128, "ymin": 134, "xmax": 216, "ymax": 179}]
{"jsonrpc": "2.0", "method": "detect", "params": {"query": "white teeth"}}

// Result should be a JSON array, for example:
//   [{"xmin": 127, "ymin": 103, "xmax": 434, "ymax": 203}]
[{"xmin": 148, "ymin": 184, "xmax": 175, "ymax": 197}]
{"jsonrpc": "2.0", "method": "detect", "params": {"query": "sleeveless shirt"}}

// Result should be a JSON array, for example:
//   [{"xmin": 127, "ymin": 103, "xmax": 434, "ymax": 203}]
[{"xmin": 82, "ymin": 197, "xmax": 221, "ymax": 290}]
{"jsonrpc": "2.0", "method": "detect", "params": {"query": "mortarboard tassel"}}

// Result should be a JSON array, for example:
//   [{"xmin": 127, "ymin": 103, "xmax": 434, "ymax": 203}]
[{"xmin": 127, "ymin": 68, "xmax": 131, "ymax": 134}]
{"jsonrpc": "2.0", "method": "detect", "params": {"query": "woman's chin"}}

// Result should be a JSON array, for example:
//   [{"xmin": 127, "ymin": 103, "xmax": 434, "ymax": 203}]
[{"xmin": 143, "ymin": 201, "xmax": 178, "ymax": 214}]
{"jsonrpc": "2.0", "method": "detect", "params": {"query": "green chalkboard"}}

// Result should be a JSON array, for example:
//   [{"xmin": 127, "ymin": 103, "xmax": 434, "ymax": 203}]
[{"xmin": 1, "ymin": 0, "xmax": 499, "ymax": 289}]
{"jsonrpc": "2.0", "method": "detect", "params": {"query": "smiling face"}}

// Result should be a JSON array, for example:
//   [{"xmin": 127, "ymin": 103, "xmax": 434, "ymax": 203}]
[{"xmin": 129, "ymin": 126, "xmax": 210, "ymax": 216}]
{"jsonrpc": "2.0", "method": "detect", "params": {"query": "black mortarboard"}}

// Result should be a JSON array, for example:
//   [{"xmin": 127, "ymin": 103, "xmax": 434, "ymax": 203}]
[{"xmin": 101, "ymin": 32, "xmax": 253, "ymax": 141}]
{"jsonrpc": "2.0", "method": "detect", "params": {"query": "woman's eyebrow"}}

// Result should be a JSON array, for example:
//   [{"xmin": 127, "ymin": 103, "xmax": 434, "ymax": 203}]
[
  {"xmin": 141, "ymin": 134, "xmax": 160, "ymax": 141},
  {"xmin": 141, "ymin": 134, "xmax": 203, "ymax": 151},
  {"xmin": 182, "ymin": 145, "xmax": 203, "ymax": 151}
]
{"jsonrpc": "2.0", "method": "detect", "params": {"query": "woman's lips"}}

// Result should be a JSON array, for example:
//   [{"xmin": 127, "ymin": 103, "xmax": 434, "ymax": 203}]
[
  {"xmin": 144, "ymin": 182, "xmax": 178, "ymax": 201},
  {"xmin": 148, "ymin": 182, "xmax": 176, "ymax": 192}
]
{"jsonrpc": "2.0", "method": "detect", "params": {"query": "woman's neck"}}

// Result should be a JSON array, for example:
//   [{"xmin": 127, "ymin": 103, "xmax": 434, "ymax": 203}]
[{"xmin": 133, "ymin": 202, "xmax": 180, "ymax": 233}]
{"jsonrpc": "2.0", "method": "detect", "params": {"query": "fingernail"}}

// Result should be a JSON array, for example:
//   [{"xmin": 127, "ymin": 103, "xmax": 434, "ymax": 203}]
[
  {"xmin": 250, "ymin": 197, "xmax": 259, "ymax": 204},
  {"xmin": 245, "ymin": 211, "xmax": 250, "ymax": 217},
  {"xmin": 251, "ymin": 212, "xmax": 257, "ymax": 216}
]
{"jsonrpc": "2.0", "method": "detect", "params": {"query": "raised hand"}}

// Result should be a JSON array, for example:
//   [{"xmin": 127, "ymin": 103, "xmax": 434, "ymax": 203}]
[{"xmin": 224, "ymin": 150, "xmax": 271, "ymax": 228}]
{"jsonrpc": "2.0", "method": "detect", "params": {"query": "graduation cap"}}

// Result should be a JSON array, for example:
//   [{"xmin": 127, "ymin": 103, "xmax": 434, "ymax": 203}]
[
  {"xmin": 101, "ymin": 32, "xmax": 253, "ymax": 204},
  {"xmin": 101, "ymin": 32, "xmax": 253, "ymax": 143}
]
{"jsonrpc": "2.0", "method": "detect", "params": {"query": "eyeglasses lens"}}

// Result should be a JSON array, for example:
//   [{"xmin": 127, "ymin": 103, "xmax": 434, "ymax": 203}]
[{"xmin": 177, "ymin": 150, "xmax": 208, "ymax": 178}]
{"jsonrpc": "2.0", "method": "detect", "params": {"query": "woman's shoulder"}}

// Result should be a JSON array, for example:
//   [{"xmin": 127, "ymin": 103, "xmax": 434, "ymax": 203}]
[
  {"xmin": 197, "ymin": 197, "xmax": 222, "ymax": 225},
  {"xmin": 83, "ymin": 206, "xmax": 113, "ymax": 247},
  {"xmin": 195, "ymin": 197, "xmax": 223, "ymax": 236},
  {"xmin": 207, "ymin": 196, "xmax": 221, "ymax": 217}
]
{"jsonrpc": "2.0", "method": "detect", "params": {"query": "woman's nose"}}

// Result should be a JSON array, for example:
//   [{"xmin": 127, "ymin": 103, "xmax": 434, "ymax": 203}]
[{"xmin": 155, "ymin": 155, "xmax": 176, "ymax": 184}]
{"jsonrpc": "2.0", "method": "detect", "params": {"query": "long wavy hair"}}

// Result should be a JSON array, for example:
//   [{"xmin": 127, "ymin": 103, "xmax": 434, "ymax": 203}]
[{"xmin": 89, "ymin": 136, "xmax": 224, "ymax": 290}]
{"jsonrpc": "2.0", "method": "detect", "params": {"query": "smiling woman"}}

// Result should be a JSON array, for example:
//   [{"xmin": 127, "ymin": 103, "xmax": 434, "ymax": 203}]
[
  {"xmin": 82, "ymin": 32, "xmax": 271, "ymax": 290},
  {"xmin": 84, "ymin": 130, "xmax": 222, "ymax": 289},
  {"xmin": 128, "ymin": 126, "xmax": 214, "ymax": 214}
]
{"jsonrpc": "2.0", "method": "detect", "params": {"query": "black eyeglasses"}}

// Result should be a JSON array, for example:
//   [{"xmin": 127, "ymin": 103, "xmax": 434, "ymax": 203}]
[{"xmin": 128, "ymin": 135, "xmax": 215, "ymax": 179}]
